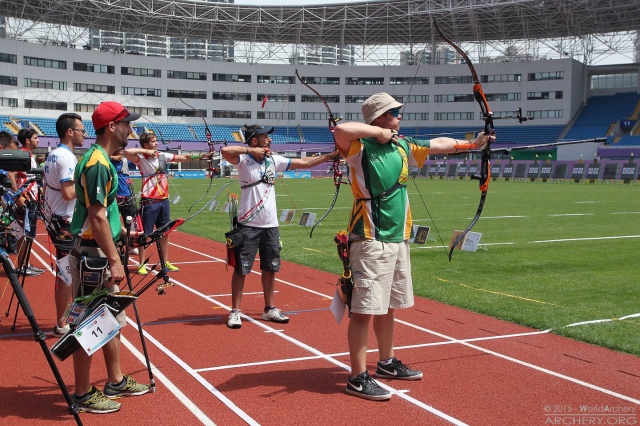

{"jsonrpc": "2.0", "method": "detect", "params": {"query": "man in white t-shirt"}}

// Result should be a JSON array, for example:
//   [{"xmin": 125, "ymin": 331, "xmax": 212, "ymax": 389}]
[
  {"xmin": 133, "ymin": 132, "xmax": 211, "ymax": 275},
  {"xmin": 43, "ymin": 112, "xmax": 85, "ymax": 336},
  {"xmin": 221, "ymin": 125, "xmax": 337, "ymax": 329}
]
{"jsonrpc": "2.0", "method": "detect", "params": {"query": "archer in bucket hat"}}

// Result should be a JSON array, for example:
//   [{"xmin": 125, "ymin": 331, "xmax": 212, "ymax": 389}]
[
  {"xmin": 332, "ymin": 93, "xmax": 494, "ymax": 401},
  {"xmin": 362, "ymin": 92, "xmax": 404, "ymax": 124}
]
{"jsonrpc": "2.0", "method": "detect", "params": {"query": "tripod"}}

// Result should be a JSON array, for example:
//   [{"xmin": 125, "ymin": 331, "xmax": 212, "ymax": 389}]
[
  {"xmin": 0, "ymin": 242, "xmax": 83, "ymax": 424},
  {"xmin": 4, "ymin": 199, "xmax": 43, "ymax": 330}
]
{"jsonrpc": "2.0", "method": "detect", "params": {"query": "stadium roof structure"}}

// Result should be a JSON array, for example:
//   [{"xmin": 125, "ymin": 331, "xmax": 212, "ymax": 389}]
[{"xmin": 1, "ymin": 0, "xmax": 638, "ymax": 65}]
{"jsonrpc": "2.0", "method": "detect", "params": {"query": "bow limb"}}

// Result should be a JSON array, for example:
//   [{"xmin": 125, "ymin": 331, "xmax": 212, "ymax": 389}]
[
  {"xmin": 178, "ymin": 97, "xmax": 219, "ymax": 213},
  {"xmin": 296, "ymin": 69, "xmax": 347, "ymax": 238},
  {"xmin": 433, "ymin": 18, "xmax": 494, "ymax": 261}
]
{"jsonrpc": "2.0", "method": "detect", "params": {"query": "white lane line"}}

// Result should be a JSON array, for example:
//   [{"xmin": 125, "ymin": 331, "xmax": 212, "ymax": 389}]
[
  {"xmin": 169, "ymin": 242, "xmax": 640, "ymax": 407},
  {"xmin": 530, "ymin": 235, "xmax": 640, "ymax": 243},
  {"xmin": 196, "ymin": 329, "xmax": 552, "ymax": 372},
  {"xmin": 548, "ymin": 213, "xmax": 595, "ymax": 216},
  {"xmin": 29, "ymin": 240, "xmax": 222, "ymax": 426},
  {"xmin": 397, "ymin": 318, "xmax": 640, "ymax": 405},
  {"xmin": 169, "ymin": 242, "xmax": 468, "ymax": 425},
  {"xmin": 610, "ymin": 212, "xmax": 640, "ymax": 215},
  {"xmin": 480, "ymin": 216, "xmax": 528, "ymax": 219},
  {"xmin": 120, "ymin": 334, "xmax": 216, "ymax": 426}
]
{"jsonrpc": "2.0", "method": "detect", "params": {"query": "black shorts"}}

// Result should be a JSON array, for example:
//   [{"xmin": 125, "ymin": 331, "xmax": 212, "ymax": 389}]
[{"xmin": 235, "ymin": 226, "xmax": 281, "ymax": 275}]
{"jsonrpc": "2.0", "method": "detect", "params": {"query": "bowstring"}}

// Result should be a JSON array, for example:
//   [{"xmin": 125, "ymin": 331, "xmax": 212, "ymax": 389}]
[{"xmin": 401, "ymin": 51, "xmax": 450, "ymax": 260}]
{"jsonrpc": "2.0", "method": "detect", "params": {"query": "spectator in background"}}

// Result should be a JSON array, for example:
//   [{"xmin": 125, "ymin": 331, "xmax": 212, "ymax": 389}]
[
  {"xmin": 15, "ymin": 128, "xmax": 45, "ymax": 276},
  {"xmin": 0, "ymin": 131, "xmax": 19, "ymax": 254}
]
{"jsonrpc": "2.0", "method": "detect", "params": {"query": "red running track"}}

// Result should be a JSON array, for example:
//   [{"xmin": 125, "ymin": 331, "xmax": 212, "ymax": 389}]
[{"xmin": 0, "ymin": 231, "xmax": 638, "ymax": 425}]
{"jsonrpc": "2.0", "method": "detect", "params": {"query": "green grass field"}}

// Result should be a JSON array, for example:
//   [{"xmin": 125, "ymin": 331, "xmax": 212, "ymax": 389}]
[{"xmin": 165, "ymin": 176, "xmax": 640, "ymax": 357}]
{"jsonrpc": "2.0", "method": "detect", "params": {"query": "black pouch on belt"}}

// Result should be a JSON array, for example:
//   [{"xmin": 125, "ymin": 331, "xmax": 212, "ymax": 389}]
[{"xmin": 80, "ymin": 256, "xmax": 110, "ymax": 287}]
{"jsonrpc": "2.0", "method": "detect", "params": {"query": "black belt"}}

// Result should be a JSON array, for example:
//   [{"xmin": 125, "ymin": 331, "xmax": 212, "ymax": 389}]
[{"xmin": 77, "ymin": 238, "xmax": 99, "ymax": 248}]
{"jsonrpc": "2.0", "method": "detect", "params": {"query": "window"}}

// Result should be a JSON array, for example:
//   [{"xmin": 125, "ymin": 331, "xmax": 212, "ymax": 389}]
[
  {"xmin": 257, "ymin": 75, "xmax": 294, "ymax": 84},
  {"xmin": 168, "ymin": 108, "xmax": 207, "ymax": 117},
  {"xmin": 74, "ymin": 103, "xmax": 98, "ymax": 113},
  {"xmin": 486, "ymin": 93, "xmax": 521, "ymax": 102},
  {"xmin": 213, "ymin": 92, "xmax": 252, "ymax": 101},
  {"xmin": 212, "ymin": 110, "xmax": 251, "ymax": 119},
  {"xmin": 25, "ymin": 78, "xmax": 66, "ymax": 90},
  {"xmin": 255, "ymin": 94, "xmax": 294, "ymax": 103},
  {"xmin": 0, "ymin": 53, "xmax": 17, "ymax": 64},
  {"xmin": 527, "ymin": 91, "xmax": 563, "ymax": 100},
  {"xmin": 302, "ymin": 94, "xmax": 339, "ymax": 103},
  {"xmin": 0, "ymin": 75, "xmax": 17, "ymax": 86},
  {"xmin": 345, "ymin": 95, "xmax": 369, "ymax": 104},
  {"xmin": 128, "ymin": 106, "xmax": 162, "ymax": 116},
  {"xmin": 402, "ymin": 113, "xmax": 429, "ymax": 121},
  {"xmin": 527, "ymin": 110, "xmax": 563, "ymax": 119},
  {"xmin": 435, "ymin": 76, "xmax": 474, "ymax": 84},
  {"xmin": 590, "ymin": 73, "xmax": 638, "ymax": 89},
  {"xmin": 168, "ymin": 70, "xmax": 206, "ymax": 80},
  {"xmin": 256, "ymin": 111, "xmax": 295, "ymax": 120},
  {"xmin": 434, "ymin": 112, "xmax": 474, "ymax": 121},
  {"xmin": 121, "ymin": 67, "xmax": 161, "ymax": 78},
  {"xmin": 297, "ymin": 76, "xmax": 340, "ymax": 85},
  {"xmin": 481, "ymin": 74, "xmax": 522, "ymax": 83},
  {"xmin": 74, "ymin": 83, "xmax": 115, "ymax": 94},
  {"xmin": 528, "ymin": 71, "xmax": 563, "ymax": 81},
  {"xmin": 24, "ymin": 57, "xmax": 66, "ymax": 69},
  {"xmin": 434, "ymin": 94, "xmax": 474, "ymax": 103},
  {"xmin": 301, "ymin": 112, "xmax": 340, "ymax": 120},
  {"xmin": 345, "ymin": 77, "xmax": 384, "ymax": 85},
  {"xmin": 0, "ymin": 97, "xmax": 17, "ymax": 107},
  {"xmin": 25, "ymin": 99, "xmax": 67, "ymax": 110},
  {"xmin": 167, "ymin": 90, "xmax": 206, "ymax": 99},
  {"xmin": 74, "ymin": 62, "xmax": 115, "ymax": 74},
  {"xmin": 344, "ymin": 112, "xmax": 363, "ymax": 121},
  {"xmin": 122, "ymin": 87, "xmax": 161, "ymax": 97},
  {"xmin": 390, "ymin": 77, "xmax": 429, "ymax": 85},
  {"xmin": 396, "ymin": 95, "xmax": 429, "ymax": 104},
  {"xmin": 212, "ymin": 73, "xmax": 251, "ymax": 82}
]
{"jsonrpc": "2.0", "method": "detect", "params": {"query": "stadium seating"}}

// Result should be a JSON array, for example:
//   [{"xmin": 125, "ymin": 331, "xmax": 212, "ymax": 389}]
[
  {"xmin": 2, "ymin": 91, "xmax": 637, "ymax": 149},
  {"xmin": 565, "ymin": 92, "xmax": 640, "ymax": 144}
]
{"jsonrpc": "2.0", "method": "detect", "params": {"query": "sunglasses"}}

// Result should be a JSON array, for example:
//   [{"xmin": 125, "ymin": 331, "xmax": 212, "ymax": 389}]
[{"xmin": 387, "ymin": 108, "xmax": 401, "ymax": 118}]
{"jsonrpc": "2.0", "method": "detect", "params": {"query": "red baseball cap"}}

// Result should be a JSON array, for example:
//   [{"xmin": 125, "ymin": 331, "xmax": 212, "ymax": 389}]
[{"xmin": 91, "ymin": 101, "xmax": 141, "ymax": 131}]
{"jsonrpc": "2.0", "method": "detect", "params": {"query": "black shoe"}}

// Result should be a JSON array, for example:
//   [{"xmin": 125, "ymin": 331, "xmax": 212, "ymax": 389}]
[
  {"xmin": 346, "ymin": 371, "xmax": 391, "ymax": 401},
  {"xmin": 375, "ymin": 357, "xmax": 423, "ymax": 380}
]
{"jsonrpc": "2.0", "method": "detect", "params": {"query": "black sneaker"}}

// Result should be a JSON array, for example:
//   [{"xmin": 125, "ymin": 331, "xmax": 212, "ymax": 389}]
[
  {"xmin": 346, "ymin": 371, "xmax": 391, "ymax": 401},
  {"xmin": 375, "ymin": 357, "xmax": 423, "ymax": 380}
]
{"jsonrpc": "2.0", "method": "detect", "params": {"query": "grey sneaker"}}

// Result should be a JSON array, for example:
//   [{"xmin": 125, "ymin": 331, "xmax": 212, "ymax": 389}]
[
  {"xmin": 375, "ymin": 357, "xmax": 423, "ymax": 380},
  {"xmin": 227, "ymin": 310, "xmax": 242, "ymax": 329},
  {"xmin": 73, "ymin": 387, "xmax": 121, "ymax": 413},
  {"xmin": 103, "ymin": 374, "xmax": 150, "ymax": 398},
  {"xmin": 346, "ymin": 371, "xmax": 391, "ymax": 401}
]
